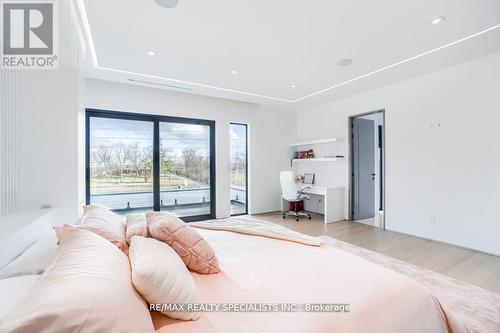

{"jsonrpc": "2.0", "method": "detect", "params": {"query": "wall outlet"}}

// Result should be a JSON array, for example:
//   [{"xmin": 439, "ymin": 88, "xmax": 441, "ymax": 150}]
[
  {"xmin": 430, "ymin": 121, "xmax": 443, "ymax": 129},
  {"xmin": 429, "ymin": 217, "xmax": 437, "ymax": 225}
]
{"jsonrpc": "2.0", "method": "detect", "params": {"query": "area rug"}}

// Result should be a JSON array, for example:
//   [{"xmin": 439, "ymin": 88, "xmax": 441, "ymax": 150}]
[{"xmin": 320, "ymin": 235, "xmax": 500, "ymax": 333}]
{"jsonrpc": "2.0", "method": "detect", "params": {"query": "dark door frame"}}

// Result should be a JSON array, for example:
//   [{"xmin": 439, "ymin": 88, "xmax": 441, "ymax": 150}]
[
  {"xmin": 348, "ymin": 109, "xmax": 386, "ymax": 229},
  {"xmin": 230, "ymin": 122, "xmax": 248, "ymax": 216},
  {"xmin": 85, "ymin": 108, "xmax": 216, "ymax": 222}
]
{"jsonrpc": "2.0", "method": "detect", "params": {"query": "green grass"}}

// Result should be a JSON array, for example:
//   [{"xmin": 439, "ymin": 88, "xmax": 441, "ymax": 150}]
[
  {"xmin": 91, "ymin": 173, "xmax": 198, "ymax": 194},
  {"xmin": 231, "ymin": 170, "xmax": 246, "ymax": 186}
]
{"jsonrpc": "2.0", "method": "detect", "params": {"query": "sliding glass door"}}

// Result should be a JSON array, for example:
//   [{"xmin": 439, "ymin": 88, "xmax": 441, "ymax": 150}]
[
  {"xmin": 86, "ymin": 110, "xmax": 215, "ymax": 221},
  {"xmin": 230, "ymin": 123, "xmax": 248, "ymax": 215},
  {"xmin": 87, "ymin": 116, "xmax": 154, "ymax": 212},
  {"xmin": 159, "ymin": 122, "xmax": 212, "ymax": 218}
]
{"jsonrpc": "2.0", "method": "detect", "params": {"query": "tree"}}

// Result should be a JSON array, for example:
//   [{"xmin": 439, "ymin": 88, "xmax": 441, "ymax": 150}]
[
  {"xmin": 139, "ymin": 147, "xmax": 153, "ymax": 183},
  {"xmin": 113, "ymin": 143, "xmax": 129, "ymax": 182},
  {"xmin": 182, "ymin": 147, "xmax": 199, "ymax": 181},
  {"xmin": 181, "ymin": 147, "xmax": 209, "ymax": 185},
  {"xmin": 160, "ymin": 147, "xmax": 176, "ymax": 184},
  {"xmin": 126, "ymin": 142, "xmax": 142, "ymax": 179},
  {"xmin": 92, "ymin": 145, "xmax": 112, "ymax": 179}
]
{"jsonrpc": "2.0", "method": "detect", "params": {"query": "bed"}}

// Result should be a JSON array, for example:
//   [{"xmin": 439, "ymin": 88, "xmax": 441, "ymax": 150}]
[
  {"xmin": 152, "ymin": 227, "xmax": 465, "ymax": 333},
  {"xmin": 0, "ymin": 212, "xmax": 466, "ymax": 333}
]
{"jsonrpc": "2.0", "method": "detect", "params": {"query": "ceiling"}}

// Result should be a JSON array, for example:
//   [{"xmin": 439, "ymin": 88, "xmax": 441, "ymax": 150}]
[{"xmin": 78, "ymin": 0, "xmax": 500, "ymax": 109}]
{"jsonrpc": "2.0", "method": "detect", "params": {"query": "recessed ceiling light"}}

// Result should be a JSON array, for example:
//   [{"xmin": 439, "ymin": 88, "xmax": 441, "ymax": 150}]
[
  {"xmin": 337, "ymin": 59, "xmax": 354, "ymax": 67},
  {"xmin": 231, "ymin": 70, "xmax": 238, "ymax": 75},
  {"xmin": 291, "ymin": 84, "xmax": 298, "ymax": 88},
  {"xmin": 147, "ymin": 51, "xmax": 156, "ymax": 56},
  {"xmin": 154, "ymin": 0, "xmax": 179, "ymax": 9},
  {"xmin": 430, "ymin": 16, "xmax": 446, "ymax": 25}
]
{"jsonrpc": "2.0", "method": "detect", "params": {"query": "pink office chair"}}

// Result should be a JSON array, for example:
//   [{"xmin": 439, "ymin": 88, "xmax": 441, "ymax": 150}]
[{"xmin": 280, "ymin": 171, "xmax": 311, "ymax": 221}]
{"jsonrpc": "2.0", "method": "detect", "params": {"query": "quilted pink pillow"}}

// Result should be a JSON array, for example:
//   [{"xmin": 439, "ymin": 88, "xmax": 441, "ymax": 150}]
[{"xmin": 146, "ymin": 211, "xmax": 219, "ymax": 274}]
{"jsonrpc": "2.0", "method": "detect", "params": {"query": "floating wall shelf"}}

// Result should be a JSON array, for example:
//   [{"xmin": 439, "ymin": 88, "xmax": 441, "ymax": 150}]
[
  {"xmin": 291, "ymin": 157, "xmax": 344, "ymax": 163},
  {"xmin": 289, "ymin": 138, "xmax": 343, "ymax": 147}
]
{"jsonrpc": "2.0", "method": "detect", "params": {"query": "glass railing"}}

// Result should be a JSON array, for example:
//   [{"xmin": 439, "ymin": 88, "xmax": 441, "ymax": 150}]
[{"xmin": 90, "ymin": 186, "xmax": 246, "ymax": 216}]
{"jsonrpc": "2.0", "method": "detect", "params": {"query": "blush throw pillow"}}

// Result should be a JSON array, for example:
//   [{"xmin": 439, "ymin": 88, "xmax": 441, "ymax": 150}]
[
  {"xmin": 78, "ymin": 205, "xmax": 128, "ymax": 253},
  {"xmin": 125, "ymin": 213, "xmax": 148, "ymax": 244},
  {"xmin": 129, "ymin": 236, "xmax": 200, "ymax": 321},
  {"xmin": 147, "ymin": 212, "xmax": 219, "ymax": 274},
  {"xmin": 0, "ymin": 275, "xmax": 41, "ymax": 321},
  {"xmin": 0, "ymin": 226, "xmax": 154, "ymax": 333}
]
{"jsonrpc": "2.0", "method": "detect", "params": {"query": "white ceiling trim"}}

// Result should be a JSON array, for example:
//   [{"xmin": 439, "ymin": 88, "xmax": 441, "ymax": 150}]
[
  {"xmin": 74, "ymin": 0, "xmax": 500, "ymax": 104},
  {"xmin": 293, "ymin": 24, "xmax": 500, "ymax": 103},
  {"xmin": 74, "ymin": 0, "xmax": 291, "ymax": 103}
]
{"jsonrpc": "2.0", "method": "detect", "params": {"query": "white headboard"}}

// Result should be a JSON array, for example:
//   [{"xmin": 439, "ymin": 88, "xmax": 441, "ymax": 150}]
[{"xmin": 0, "ymin": 209, "xmax": 53, "ymax": 270}]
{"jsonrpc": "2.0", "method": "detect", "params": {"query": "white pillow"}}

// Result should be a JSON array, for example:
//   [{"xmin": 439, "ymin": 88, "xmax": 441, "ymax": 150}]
[
  {"xmin": 0, "ymin": 227, "xmax": 155, "ymax": 333},
  {"xmin": 0, "ymin": 211, "xmax": 52, "ymax": 270},
  {"xmin": 78, "ymin": 206, "xmax": 128, "ymax": 253},
  {"xmin": 125, "ymin": 214, "xmax": 148, "ymax": 244},
  {"xmin": 0, "ymin": 232, "xmax": 58, "ymax": 280},
  {"xmin": 129, "ymin": 236, "xmax": 199, "ymax": 321},
  {"xmin": 0, "ymin": 275, "xmax": 41, "ymax": 320}
]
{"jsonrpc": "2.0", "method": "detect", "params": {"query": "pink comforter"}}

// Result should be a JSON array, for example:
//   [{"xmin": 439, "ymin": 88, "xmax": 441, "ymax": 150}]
[{"xmin": 153, "ymin": 229, "xmax": 466, "ymax": 333}]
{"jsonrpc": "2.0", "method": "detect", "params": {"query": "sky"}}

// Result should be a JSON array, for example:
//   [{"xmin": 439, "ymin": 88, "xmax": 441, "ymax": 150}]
[
  {"xmin": 90, "ymin": 118, "xmax": 247, "ymax": 161},
  {"xmin": 230, "ymin": 123, "xmax": 247, "ymax": 155},
  {"xmin": 90, "ymin": 117, "xmax": 210, "ymax": 159}
]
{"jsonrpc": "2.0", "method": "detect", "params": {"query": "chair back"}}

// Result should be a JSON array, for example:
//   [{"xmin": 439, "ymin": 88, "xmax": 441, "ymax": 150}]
[{"xmin": 280, "ymin": 171, "xmax": 299, "ymax": 201}]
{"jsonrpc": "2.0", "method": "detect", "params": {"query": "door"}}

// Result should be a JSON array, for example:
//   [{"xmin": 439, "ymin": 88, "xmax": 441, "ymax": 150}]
[
  {"xmin": 87, "ymin": 116, "xmax": 155, "ymax": 212},
  {"xmin": 352, "ymin": 117, "xmax": 375, "ymax": 220},
  {"xmin": 159, "ymin": 121, "xmax": 213, "ymax": 219}
]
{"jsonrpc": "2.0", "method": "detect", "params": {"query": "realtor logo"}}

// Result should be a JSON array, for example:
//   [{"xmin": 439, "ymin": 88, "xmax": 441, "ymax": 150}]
[{"xmin": 1, "ymin": 1, "xmax": 58, "ymax": 68}]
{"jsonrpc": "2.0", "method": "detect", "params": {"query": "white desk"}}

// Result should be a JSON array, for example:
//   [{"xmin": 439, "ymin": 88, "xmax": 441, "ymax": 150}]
[{"xmin": 281, "ymin": 186, "xmax": 345, "ymax": 224}]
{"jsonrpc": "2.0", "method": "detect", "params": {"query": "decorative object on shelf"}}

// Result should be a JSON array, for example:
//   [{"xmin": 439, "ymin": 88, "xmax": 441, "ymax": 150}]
[
  {"xmin": 289, "ymin": 137, "xmax": 345, "ymax": 166},
  {"xmin": 295, "ymin": 175, "xmax": 304, "ymax": 185},
  {"xmin": 293, "ymin": 149, "xmax": 315, "ymax": 160},
  {"xmin": 304, "ymin": 173, "xmax": 315, "ymax": 185}
]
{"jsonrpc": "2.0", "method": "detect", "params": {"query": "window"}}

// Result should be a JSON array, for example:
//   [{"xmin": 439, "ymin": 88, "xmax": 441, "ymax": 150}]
[
  {"xmin": 86, "ymin": 110, "xmax": 215, "ymax": 221},
  {"xmin": 230, "ymin": 123, "xmax": 248, "ymax": 215}
]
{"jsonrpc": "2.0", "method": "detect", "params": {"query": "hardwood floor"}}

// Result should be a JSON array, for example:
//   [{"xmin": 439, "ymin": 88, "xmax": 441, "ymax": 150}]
[{"xmin": 253, "ymin": 211, "xmax": 500, "ymax": 294}]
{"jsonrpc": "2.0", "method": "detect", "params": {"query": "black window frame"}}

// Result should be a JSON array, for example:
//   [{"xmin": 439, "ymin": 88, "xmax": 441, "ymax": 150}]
[
  {"xmin": 230, "ymin": 122, "xmax": 248, "ymax": 216},
  {"xmin": 85, "ymin": 108, "xmax": 216, "ymax": 222}
]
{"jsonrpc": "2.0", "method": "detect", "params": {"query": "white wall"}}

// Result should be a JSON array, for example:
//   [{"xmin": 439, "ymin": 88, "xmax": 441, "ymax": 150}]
[
  {"xmin": 85, "ymin": 79, "xmax": 294, "ymax": 218},
  {"xmin": 0, "ymin": 0, "xmax": 84, "ymax": 221},
  {"xmin": 295, "ymin": 52, "xmax": 500, "ymax": 255},
  {"xmin": 0, "ymin": 71, "xmax": 22, "ymax": 216}
]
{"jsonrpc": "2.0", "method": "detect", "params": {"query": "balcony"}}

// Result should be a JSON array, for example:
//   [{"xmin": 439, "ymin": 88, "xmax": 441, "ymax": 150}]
[{"xmin": 90, "ymin": 186, "xmax": 246, "ymax": 218}]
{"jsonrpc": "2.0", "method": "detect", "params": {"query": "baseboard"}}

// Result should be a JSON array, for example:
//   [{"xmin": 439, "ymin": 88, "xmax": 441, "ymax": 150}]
[{"xmin": 383, "ymin": 227, "xmax": 500, "ymax": 258}]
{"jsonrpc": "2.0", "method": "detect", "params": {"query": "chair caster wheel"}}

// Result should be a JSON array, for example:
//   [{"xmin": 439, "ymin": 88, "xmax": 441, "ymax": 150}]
[
  {"xmin": 296, "ymin": 218, "xmax": 299, "ymax": 222},
  {"xmin": 282, "ymin": 215, "xmax": 286, "ymax": 219},
  {"xmin": 308, "ymin": 216, "xmax": 312, "ymax": 220}
]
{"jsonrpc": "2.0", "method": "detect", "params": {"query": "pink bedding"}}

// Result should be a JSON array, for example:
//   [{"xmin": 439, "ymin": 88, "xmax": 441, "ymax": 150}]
[{"xmin": 153, "ymin": 229, "xmax": 467, "ymax": 333}]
